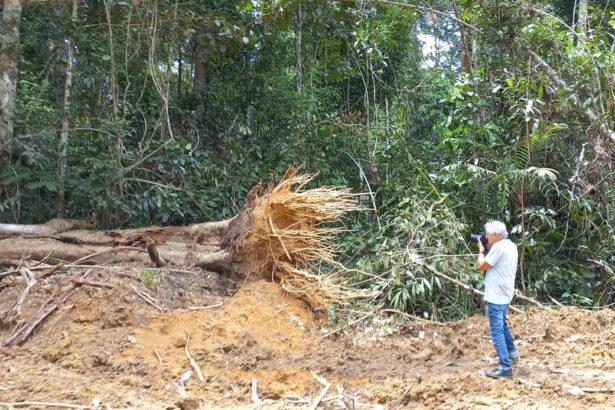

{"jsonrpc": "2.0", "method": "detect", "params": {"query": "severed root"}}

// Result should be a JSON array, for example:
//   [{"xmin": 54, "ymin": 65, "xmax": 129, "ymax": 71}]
[
  {"xmin": 12, "ymin": 268, "xmax": 37, "ymax": 313},
  {"xmin": 234, "ymin": 167, "xmax": 375, "ymax": 308},
  {"xmin": 309, "ymin": 371, "xmax": 331, "ymax": 410},
  {"xmin": 251, "ymin": 378, "xmax": 261, "ymax": 404},
  {"xmin": 185, "ymin": 334, "xmax": 204, "ymax": 381}
]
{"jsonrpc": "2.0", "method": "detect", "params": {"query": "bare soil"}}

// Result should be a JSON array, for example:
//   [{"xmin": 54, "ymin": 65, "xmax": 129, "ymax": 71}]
[{"xmin": 1, "ymin": 266, "xmax": 614, "ymax": 409}]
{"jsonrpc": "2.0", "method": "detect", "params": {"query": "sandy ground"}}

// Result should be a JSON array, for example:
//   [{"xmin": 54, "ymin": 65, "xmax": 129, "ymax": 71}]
[{"xmin": 1, "ymin": 265, "xmax": 614, "ymax": 409}]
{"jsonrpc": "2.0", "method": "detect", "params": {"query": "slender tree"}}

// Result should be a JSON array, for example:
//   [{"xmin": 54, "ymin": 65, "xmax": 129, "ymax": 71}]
[
  {"xmin": 294, "ymin": 2, "xmax": 303, "ymax": 92},
  {"xmin": 0, "ymin": 0, "xmax": 23, "ymax": 155},
  {"xmin": 56, "ymin": 0, "xmax": 79, "ymax": 218}
]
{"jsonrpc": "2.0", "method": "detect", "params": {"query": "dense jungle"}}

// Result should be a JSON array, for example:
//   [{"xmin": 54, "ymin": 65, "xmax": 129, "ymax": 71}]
[{"xmin": 1, "ymin": 0, "xmax": 615, "ymax": 408}]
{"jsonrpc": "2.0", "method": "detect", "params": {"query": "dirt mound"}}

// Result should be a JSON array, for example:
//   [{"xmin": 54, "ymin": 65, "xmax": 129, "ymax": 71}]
[{"xmin": 1, "ymin": 266, "xmax": 615, "ymax": 409}]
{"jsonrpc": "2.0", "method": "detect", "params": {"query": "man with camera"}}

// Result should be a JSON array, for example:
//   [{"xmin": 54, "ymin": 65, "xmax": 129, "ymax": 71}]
[{"xmin": 475, "ymin": 220, "xmax": 519, "ymax": 379}]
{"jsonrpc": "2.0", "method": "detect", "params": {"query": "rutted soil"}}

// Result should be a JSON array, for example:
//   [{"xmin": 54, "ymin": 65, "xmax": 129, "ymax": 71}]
[{"xmin": 1, "ymin": 266, "xmax": 614, "ymax": 409}]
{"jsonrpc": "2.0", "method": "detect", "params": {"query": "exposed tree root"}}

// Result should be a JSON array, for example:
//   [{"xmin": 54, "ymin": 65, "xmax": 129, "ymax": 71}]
[{"xmin": 0, "ymin": 167, "xmax": 371, "ymax": 308}]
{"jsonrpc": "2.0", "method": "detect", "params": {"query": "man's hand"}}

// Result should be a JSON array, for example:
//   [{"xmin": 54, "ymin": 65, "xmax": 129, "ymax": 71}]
[
  {"xmin": 476, "ymin": 239, "xmax": 491, "ymax": 272},
  {"xmin": 477, "ymin": 238, "xmax": 485, "ymax": 254}
]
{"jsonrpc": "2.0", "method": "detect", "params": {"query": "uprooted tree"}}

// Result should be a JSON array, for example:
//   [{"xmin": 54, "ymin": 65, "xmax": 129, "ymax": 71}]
[{"xmin": 0, "ymin": 168, "xmax": 372, "ymax": 308}]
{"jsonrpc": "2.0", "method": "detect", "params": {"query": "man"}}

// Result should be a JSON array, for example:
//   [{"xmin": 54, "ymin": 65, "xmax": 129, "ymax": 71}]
[{"xmin": 476, "ymin": 220, "xmax": 519, "ymax": 379}]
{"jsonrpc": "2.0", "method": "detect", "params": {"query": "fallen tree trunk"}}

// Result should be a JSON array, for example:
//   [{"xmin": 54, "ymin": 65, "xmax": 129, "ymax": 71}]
[{"xmin": 0, "ymin": 168, "xmax": 368, "ymax": 307}]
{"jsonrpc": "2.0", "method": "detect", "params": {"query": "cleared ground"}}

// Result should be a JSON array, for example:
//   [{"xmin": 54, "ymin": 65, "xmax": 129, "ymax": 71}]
[{"xmin": 1, "ymin": 266, "xmax": 614, "ymax": 409}]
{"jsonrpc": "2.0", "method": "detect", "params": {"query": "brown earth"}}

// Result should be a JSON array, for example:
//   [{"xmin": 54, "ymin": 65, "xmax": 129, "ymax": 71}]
[{"xmin": 1, "ymin": 266, "xmax": 614, "ymax": 409}]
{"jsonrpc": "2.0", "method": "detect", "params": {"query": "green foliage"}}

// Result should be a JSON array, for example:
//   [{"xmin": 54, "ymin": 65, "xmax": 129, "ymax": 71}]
[
  {"xmin": 3, "ymin": 0, "xmax": 615, "ymax": 320},
  {"xmin": 139, "ymin": 269, "xmax": 161, "ymax": 288}
]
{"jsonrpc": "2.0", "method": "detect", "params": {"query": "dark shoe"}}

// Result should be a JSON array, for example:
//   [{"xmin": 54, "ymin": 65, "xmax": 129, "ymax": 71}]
[{"xmin": 485, "ymin": 367, "xmax": 513, "ymax": 379}]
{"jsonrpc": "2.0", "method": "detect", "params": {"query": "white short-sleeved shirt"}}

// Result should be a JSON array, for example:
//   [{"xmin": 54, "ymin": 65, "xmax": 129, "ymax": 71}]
[{"xmin": 484, "ymin": 238, "xmax": 518, "ymax": 304}]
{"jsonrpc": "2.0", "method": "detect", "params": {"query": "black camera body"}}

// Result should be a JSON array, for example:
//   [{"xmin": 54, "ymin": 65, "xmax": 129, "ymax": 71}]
[{"xmin": 470, "ymin": 233, "xmax": 488, "ymax": 249}]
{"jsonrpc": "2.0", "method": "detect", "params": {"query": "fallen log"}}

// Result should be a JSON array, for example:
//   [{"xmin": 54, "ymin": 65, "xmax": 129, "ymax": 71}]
[{"xmin": 0, "ymin": 168, "xmax": 368, "ymax": 307}]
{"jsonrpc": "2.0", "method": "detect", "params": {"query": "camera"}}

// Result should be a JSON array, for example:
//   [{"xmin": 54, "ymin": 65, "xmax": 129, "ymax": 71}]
[{"xmin": 470, "ymin": 233, "xmax": 488, "ymax": 249}]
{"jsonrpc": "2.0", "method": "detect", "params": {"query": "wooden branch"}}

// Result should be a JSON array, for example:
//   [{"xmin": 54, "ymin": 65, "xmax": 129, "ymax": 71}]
[
  {"xmin": 387, "ymin": 384, "xmax": 412, "ymax": 410},
  {"xmin": 0, "ymin": 219, "xmax": 92, "ymax": 237},
  {"xmin": 321, "ymin": 311, "xmax": 375, "ymax": 338},
  {"xmin": 569, "ymin": 386, "xmax": 615, "ymax": 394},
  {"xmin": 0, "ymin": 224, "xmax": 55, "ymax": 236},
  {"xmin": 382, "ymin": 309, "xmax": 450, "ymax": 325},
  {"xmin": 0, "ymin": 258, "xmax": 23, "ymax": 268},
  {"xmin": 185, "ymin": 333, "xmax": 204, "ymax": 381},
  {"xmin": 1, "ymin": 263, "xmax": 107, "ymax": 280},
  {"xmin": 419, "ymin": 262, "xmax": 523, "ymax": 314},
  {"xmin": 310, "ymin": 371, "xmax": 331, "ymax": 410},
  {"xmin": 548, "ymin": 295, "xmax": 565, "ymax": 307},
  {"xmin": 12, "ymin": 268, "xmax": 37, "ymax": 313},
  {"xmin": 37, "ymin": 262, "xmax": 65, "ymax": 279},
  {"xmin": 197, "ymin": 249, "xmax": 231, "ymax": 274},
  {"xmin": 122, "ymin": 138, "xmax": 174, "ymax": 173},
  {"xmin": 341, "ymin": 0, "xmax": 484, "ymax": 34},
  {"xmin": 527, "ymin": 49, "xmax": 615, "ymax": 143},
  {"xmin": 154, "ymin": 348, "xmax": 163, "ymax": 365},
  {"xmin": 514, "ymin": 290, "xmax": 545, "ymax": 308},
  {"xmin": 146, "ymin": 242, "xmax": 166, "ymax": 267},
  {"xmin": 269, "ymin": 217, "xmax": 292, "ymax": 260},
  {"xmin": 251, "ymin": 378, "xmax": 262, "ymax": 404},
  {"xmin": 131, "ymin": 285, "xmax": 164, "ymax": 312},
  {"xmin": 0, "ymin": 401, "xmax": 97, "ymax": 409},
  {"xmin": 187, "ymin": 302, "xmax": 223, "ymax": 311},
  {"xmin": 3, "ymin": 271, "xmax": 95, "ymax": 346},
  {"xmin": 516, "ymin": 378, "xmax": 542, "ymax": 388},
  {"xmin": 72, "ymin": 246, "xmax": 149, "ymax": 265},
  {"xmin": 73, "ymin": 278, "xmax": 114, "ymax": 289}
]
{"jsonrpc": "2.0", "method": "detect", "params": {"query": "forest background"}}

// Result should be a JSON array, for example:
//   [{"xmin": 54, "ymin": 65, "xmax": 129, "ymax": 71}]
[{"xmin": 1, "ymin": 0, "xmax": 614, "ymax": 320}]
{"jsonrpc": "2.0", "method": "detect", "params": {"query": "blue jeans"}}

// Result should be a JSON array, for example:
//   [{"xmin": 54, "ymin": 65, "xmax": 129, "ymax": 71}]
[{"xmin": 487, "ymin": 303, "xmax": 517, "ymax": 369}]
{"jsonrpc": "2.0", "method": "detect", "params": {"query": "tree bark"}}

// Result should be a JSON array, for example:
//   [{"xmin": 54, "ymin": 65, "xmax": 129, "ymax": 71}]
[
  {"xmin": 452, "ymin": 0, "xmax": 473, "ymax": 75},
  {"xmin": 577, "ymin": 0, "xmax": 588, "ymax": 33},
  {"xmin": 103, "ymin": 0, "xmax": 122, "ymax": 164},
  {"xmin": 192, "ymin": 34, "xmax": 209, "ymax": 151},
  {"xmin": 56, "ymin": 0, "xmax": 78, "ymax": 219},
  {"xmin": 0, "ymin": 0, "xmax": 23, "ymax": 156},
  {"xmin": 0, "ymin": 218, "xmax": 232, "ymax": 269},
  {"xmin": 294, "ymin": 2, "xmax": 303, "ymax": 92},
  {"xmin": 0, "ymin": 169, "xmax": 362, "ymax": 308}
]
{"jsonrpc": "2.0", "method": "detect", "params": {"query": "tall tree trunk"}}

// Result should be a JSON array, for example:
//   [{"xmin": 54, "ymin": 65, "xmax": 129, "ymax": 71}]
[
  {"xmin": 57, "ymin": 0, "xmax": 78, "ymax": 219},
  {"xmin": 577, "ymin": 0, "xmax": 588, "ymax": 33},
  {"xmin": 103, "ymin": 0, "xmax": 122, "ymax": 164},
  {"xmin": 0, "ymin": 0, "xmax": 23, "ymax": 156},
  {"xmin": 192, "ymin": 36, "xmax": 209, "ymax": 151},
  {"xmin": 294, "ymin": 3, "xmax": 303, "ymax": 92},
  {"xmin": 177, "ymin": 52, "xmax": 182, "ymax": 101}
]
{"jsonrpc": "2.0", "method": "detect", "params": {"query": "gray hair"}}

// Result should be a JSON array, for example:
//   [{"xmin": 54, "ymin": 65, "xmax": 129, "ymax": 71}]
[{"xmin": 484, "ymin": 220, "xmax": 508, "ymax": 239}]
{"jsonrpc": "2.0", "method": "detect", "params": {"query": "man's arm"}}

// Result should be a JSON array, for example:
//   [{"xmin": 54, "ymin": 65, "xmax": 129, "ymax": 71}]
[
  {"xmin": 476, "ymin": 239, "xmax": 492, "ymax": 272},
  {"xmin": 477, "ymin": 251, "xmax": 492, "ymax": 272}
]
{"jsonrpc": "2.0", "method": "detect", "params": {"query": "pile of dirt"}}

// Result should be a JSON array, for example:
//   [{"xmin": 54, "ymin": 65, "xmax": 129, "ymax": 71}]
[{"xmin": 1, "ymin": 265, "xmax": 614, "ymax": 409}]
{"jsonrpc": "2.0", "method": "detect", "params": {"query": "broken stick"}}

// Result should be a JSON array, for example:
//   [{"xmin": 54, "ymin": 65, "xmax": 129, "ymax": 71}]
[
  {"xmin": 310, "ymin": 371, "xmax": 331, "ymax": 410},
  {"xmin": 131, "ymin": 285, "xmax": 164, "ymax": 312},
  {"xmin": 3, "ymin": 271, "xmax": 95, "ymax": 346},
  {"xmin": 73, "ymin": 278, "xmax": 114, "ymax": 289},
  {"xmin": 185, "ymin": 333, "xmax": 204, "ymax": 381},
  {"xmin": 12, "ymin": 268, "xmax": 37, "ymax": 313},
  {"xmin": 251, "ymin": 378, "xmax": 262, "ymax": 404}
]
